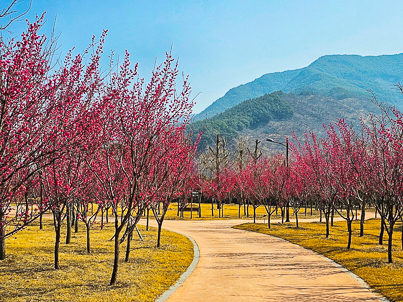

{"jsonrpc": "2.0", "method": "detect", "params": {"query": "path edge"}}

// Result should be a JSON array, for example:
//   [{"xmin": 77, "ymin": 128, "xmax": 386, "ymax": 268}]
[
  {"xmin": 233, "ymin": 224, "xmax": 390, "ymax": 302},
  {"xmin": 156, "ymin": 232, "xmax": 200, "ymax": 302}
]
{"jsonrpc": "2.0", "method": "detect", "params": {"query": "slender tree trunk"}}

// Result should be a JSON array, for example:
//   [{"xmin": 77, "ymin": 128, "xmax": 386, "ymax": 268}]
[
  {"xmin": 86, "ymin": 223, "xmax": 91, "ymax": 254},
  {"xmin": 54, "ymin": 213, "xmax": 62, "ymax": 269},
  {"xmin": 101, "ymin": 209, "xmax": 104, "ymax": 230},
  {"xmin": 110, "ymin": 219, "xmax": 121, "ymax": 285},
  {"xmin": 146, "ymin": 208, "xmax": 149, "ymax": 231},
  {"xmin": 157, "ymin": 222, "xmax": 162, "ymax": 248},
  {"xmin": 319, "ymin": 209, "xmax": 322, "ymax": 223},
  {"xmin": 125, "ymin": 229, "xmax": 132, "ymax": 262},
  {"xmin": 247, "ymin": 200, "xmax": 249, "ymax": 217},
  {"xmin": 198, "ymin": 195, "xmax": 201, "ymax": 218},
  {"xmin": 379, "ymin": 217, "xmax": 385, "ymax": 245},
  {"xmin": 347, "ymin": 220, "xmax": 352, "ymax": 249},
  {"xmin": 106, "ymin": 207, "xmax": 109, "ymax": 223},
  {"xmin": 325, "ymin": 212, "xmax": 330, "ymax": 238},
  {"xmin": 74, "ymin": 215, "xmax": 79, "ymax": 233},
  {"xmin": 295, "ymin": 212, "xmax": 299, "ymax": 228},
  {"xmin": 0, "ymin": 210, "xmax": 5, "ymax": 260},
  {"xmin": 331, "ymin": 207, "xmax": 334, "ymax": 227},
  {"xmin": 238, "ymin": 203, "xmax": 241, "ymax": 218},
  {"xmin": 39, "ymin": 213, "xmax": 43, "ymax": 230},
  {"xmin": 177, "ymin": 202, "xmax": 180, "ymax": 216},
  {"xmin": 211, "ymin": 199, "xmax": 214, "ymax": 217},
  {"xmin": 253, "ymin": 206, "xmax": 256, "ymax": 223},
  {"xmin": 66, "ymin": 206, "xmax": 71, "ymax": 244},
  {"xmin": 268, "ymin": 214, "xmax": 271, "ymax": 229},
  {"xmin": 388, "ymin": 228, "xmax": 394, "ymax": 263},
  {"xmin": 285, "ymin": 201, "xmax": 290, "ymax": 222},
  {"xmin": 281, "ymin": 207, "xmax": 284, "ymax": 224},
  {"xmin": 360, "ymin": 204, "xmax": 365, "ymax": 237}
]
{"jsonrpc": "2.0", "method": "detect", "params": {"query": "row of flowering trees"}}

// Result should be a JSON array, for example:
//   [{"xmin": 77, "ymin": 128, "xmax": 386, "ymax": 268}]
[
  {"xmin": 195, "ymin": 103, "xmax": 403, "ymax": 264},
  {"xmin": 0, "ymin": 17, "xmax": 198, "ymax": 285}
]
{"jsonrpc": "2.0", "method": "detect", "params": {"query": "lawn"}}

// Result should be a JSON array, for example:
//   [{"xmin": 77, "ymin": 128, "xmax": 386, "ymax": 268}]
[
  {"xmin": 0, "ymin": 220, "xmax": 193, "ymax": 302},
  {"xmin": 234, "ymin": 219, "xmax": 403, "ymax": 302}
]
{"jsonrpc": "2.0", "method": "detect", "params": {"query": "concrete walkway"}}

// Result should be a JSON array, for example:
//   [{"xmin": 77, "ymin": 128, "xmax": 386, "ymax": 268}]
[{"xmin": 158, "ymin": 219, "xmax": 385, "ymax": 302}]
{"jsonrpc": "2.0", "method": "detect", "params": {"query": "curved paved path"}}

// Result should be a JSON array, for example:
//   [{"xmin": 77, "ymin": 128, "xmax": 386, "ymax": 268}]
[{"xmin": 158, "ymin": 219, "xmax": 385, "ymax": 302}]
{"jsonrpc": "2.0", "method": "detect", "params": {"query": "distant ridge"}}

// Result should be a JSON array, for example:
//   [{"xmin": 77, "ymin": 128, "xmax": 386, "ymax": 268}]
[{"xmin": 193, "ymin": 53, "xmax": 403, "ymax": 122}]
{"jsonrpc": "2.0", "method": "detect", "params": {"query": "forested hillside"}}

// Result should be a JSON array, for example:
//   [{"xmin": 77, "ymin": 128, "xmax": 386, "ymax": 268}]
[
  {"xmin": 189, "ymin": 92, "xmax": 293, "ymax": 151},
  {"xmin": 191, "ymin": 89, "xmax": 381, "ymax": 153}
]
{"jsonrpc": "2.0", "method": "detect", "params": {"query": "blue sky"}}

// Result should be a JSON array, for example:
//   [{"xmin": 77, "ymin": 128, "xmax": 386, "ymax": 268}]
[{"xmin": 2, "ymin": 0, "xmax": 403, "ymax": 113}]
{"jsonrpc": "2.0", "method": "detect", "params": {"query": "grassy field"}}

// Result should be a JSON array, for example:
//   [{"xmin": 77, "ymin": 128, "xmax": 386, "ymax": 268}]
[
  {"xmin": 0, "ymin": 220, "xmax": 193, "ymax": 302},
  {"xmin": 163, "ymin": 202, "xmax": 323, "ymax": 220},
  {"xmin": 234, "ymin": 219, "xmax": 403, "ymax": 302}
]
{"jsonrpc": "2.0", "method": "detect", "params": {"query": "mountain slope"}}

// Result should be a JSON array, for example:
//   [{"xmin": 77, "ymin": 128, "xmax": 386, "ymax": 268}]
[
  {"xmin": 193, "ymin": 53, "xmax": 403, "ymax": 122},
  {"xmin": 191, "ymin": 90, "xmax": 382, "ymax": 154},
  {"xmin": 189, "ymin": 91, "xmax": 293, "ymax": 151}
]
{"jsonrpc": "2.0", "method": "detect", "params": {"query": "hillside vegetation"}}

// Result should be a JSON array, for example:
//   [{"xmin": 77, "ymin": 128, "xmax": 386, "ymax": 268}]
[
  {"xmin": 190, "ymin": 89, "xmax": 381, "ymax": 153},
  {"xmin": 189, "ymin": 91, "xmax": 293, "ymax": 151}
]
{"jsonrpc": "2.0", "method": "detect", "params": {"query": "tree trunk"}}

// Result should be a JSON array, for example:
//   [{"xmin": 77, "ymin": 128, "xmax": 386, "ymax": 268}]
[
  {"xmin": 146, "ymin": 208, "xmax": 149, "ymax": 231},
  {"xmin": 325, "ymin": 212, "xmax": 330, "ymax": 238},
  {"xmin": 101, "ymin": 209, "xmax": 104, "ymax": 230},
  {"xmin": 66, "ymin": 207, "xmax": 71, "ymax": 244},
  {"xmin": 379, "ymin": 217, "xmax": 384, "ymax": 245},
  {"xmin": 39, "ymin": 213, "xmax": 43, "ymax": 230},
  {"xmin": 238, "ymin": 203, "xmax": 241, "ymax": 218},
  {"xmin": 388, "ymin": 228, "xmax": 394, "ymax": 263},
  {"xmin": 319, "ymin": 209, "xmax": 322, "ymax": 223},
  {"xmin": 54, "ymin": 213, "xmax": 62, "ymax": 269},
  {"xmin": 268, "ymin": 214, "xmax": 271, "ymax": 229},
  {"xmin": 0, "ymin": 212, "xmax": 5, "ymax": 260},
  {"xmin": 347, "ymin": 220, "xmax": 352, "ymax": 249},
  {"xmin": 281, "ymin": 207, "xmax": 284, "ymax": 224},
  {"xmin": 253, "ymin": 206, "xmax": 256, "ymax": 224},
  {"xmin": 211, "ymin": 199, "xmax": 214, "ymax": 217},
  {"xmin": 157, "ymin": 222, "xmax": 162, "ymax": 248},
  {"xmin": 285, "ymin": 201, "xmax": 290, "ymax": 222},
  {"xmin": 110, "ymin": 229, "xmax": 121, "ymax": 285},
  {"xmin": 247, "ymin": 200, "xmax": 249, "ymax": 217},
  {"xmin": 360, "ymin": 204, "xmax": 365, "ymax": 237},
  {"xmin": 125, "ymin": 229, "xmax": 132, "ymax": 262},
  {"xmin": 295, "ymin": 212, "xmax": 299, "ymax": 228},
  {"xmin": 331, "ymin": 207, "xmax": 334, "ymax": 227},
  {"xmin": 74, "ymin": 215, "xmax": 79, "ymax": 233},
  {"xmin": 86, "ymin": 223, "xmax": 91, "ymax": 254}
]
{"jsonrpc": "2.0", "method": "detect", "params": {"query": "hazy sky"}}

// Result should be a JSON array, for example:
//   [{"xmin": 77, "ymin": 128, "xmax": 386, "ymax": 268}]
[{"xmin": 2, "ymin": 0, "xmax": 403, "ymax": 113}]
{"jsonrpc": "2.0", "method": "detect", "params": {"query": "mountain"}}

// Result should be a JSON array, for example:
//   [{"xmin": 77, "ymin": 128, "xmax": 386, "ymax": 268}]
[
  {"xmin": 193, "ymin": 54, "xmax": 403, "ymax": 122},
  {"xmin": 188, "ymin": 92, "xmax": 293, "ymax": 151},
  {"xmin": 190, "ymin": 89, "xmax": 382, "ymax": 153}
]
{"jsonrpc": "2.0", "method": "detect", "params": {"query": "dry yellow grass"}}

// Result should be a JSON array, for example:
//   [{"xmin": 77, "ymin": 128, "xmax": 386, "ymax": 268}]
[
  {"xmin": 164, "ymin": 202, "xmax": 322, "ymax": 220},
  {"xmin": 0, "ymin": 220, "xmax": 193, "ymax": 302},
  {"xmin": 234, "ymin": 219, "xmax": 403, "ymax": 302}
]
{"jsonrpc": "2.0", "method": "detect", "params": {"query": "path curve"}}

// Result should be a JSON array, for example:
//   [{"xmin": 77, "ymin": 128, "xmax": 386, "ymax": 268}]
[{"xmin": 156, "ymin": 219, "xmax": 386, "ymax": 302}]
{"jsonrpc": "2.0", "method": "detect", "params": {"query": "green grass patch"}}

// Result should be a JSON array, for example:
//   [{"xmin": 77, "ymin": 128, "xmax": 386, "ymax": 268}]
[
  {"xmin": 234, "ymin": 219, "xmax": 403, "ymax": 302},
  {"xmin": 0, "ymin": 220, "xmax": 193, "ymax": 301}
]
